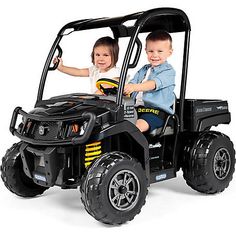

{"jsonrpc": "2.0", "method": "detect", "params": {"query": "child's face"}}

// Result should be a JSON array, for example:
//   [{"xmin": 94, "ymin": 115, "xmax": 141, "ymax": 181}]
[
  {"xmin": 93, "ymin": 46, "xmax": 112, "ymax": 72},
  {"xmin": 145, "ymin": 40, "xmax": 172, "ymax": 67}
]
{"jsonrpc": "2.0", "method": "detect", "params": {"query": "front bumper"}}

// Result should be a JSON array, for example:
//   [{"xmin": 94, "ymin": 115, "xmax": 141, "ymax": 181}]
[{"xmin": 10, "ymin": 107, "xmax": 96, "ymax": 146}]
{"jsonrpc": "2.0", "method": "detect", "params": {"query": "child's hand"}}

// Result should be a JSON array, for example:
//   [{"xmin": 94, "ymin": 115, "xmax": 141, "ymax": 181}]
[
  {"xmin": 53, "ymin": 57, "xmax": 63, "ymax": 70},
  {"xmin": 124, "ymin": 84, "xmax": 137, "ymax": 95}
]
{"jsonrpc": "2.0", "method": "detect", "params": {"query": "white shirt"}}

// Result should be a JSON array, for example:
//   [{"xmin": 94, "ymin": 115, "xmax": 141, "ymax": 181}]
[
  {"xmin": 135, "ymin": 68, "xmax": 151, "ymax": 106},
  {"xmin": 89, "ymin": 65, "xmax": 120, "ymax": 93}
]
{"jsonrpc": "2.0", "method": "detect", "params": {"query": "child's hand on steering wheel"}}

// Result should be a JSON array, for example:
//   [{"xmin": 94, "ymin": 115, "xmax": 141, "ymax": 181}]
[{"xmin": 124, "ymin": 84, "xmax": 137, "ymax": 95}]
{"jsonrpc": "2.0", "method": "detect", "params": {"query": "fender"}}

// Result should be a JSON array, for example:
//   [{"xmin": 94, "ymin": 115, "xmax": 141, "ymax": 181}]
[
  {"xmin": 91, "ymin": 120, "xmax": 150, "ymax": 184},
  {"xmin": 197, "ymin": 113, "xmax": 231, "ymax": 131}
]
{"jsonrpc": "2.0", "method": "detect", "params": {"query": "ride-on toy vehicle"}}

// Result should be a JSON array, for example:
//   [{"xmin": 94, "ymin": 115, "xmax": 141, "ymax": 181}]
[{"xmin": 1, "ymin": 8, "xmax": 235, "ymax": 225}]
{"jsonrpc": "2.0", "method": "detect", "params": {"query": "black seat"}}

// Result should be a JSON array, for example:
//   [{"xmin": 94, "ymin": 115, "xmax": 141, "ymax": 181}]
[
  {"xmin": 148, "ymin": 96, "xmax": 176, "ymax": 137},
  {"xmin": 149, "ymin": 114, "xmax": 175, "ymax": 137}
]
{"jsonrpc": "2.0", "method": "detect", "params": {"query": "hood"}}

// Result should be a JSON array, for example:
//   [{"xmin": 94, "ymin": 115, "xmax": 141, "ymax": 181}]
[{"xmin": 30, "ymin": 99, "xmax": 114, "ymax": 118}]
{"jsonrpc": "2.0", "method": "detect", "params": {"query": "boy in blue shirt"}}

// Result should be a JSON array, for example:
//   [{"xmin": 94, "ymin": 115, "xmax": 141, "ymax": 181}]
[{"xmin": 124, "ymin": 30, "xmax": 175, "ymax": 132}]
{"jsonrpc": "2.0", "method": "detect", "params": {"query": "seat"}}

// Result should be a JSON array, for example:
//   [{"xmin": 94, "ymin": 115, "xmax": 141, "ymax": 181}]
[
  {"xmin": 148, "ymin": 96, "xmax": 177, "ymax": 137},
  {"xmin": 149, "ymin": 115, "xmax": 175, "ymax": 137},
  {"xmin": 149, "ymin": 123, "xmax": 174, "ymax": 137}
]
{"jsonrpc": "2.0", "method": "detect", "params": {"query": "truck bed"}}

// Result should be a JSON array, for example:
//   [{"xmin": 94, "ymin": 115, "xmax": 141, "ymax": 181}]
[{"xmin": 177, "ymin": 99, "xmax": 231, "ymax": 131}]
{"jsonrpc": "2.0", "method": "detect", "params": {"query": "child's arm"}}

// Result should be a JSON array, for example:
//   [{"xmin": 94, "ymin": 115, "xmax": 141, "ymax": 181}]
[
  {"xmin": 124, "ymin": 80, "xmax": 156, "ymax": 95},
  {"xmin": 54, "ymin": 57, "xmax": 89, "ymax": 77}
]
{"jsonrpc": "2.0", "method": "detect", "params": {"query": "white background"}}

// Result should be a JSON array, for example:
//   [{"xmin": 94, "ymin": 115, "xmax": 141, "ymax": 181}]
[{"xmin": 0, "ymin": 0, "xmax": 236, "ymax": 235}]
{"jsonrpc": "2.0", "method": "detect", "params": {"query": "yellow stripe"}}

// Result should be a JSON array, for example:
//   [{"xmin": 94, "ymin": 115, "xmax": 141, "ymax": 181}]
[
  {"xmin": 86, "ymin": 141, "xmax": 101, "ymax": 147},
  {"xmin": 85, "ymin": 141, "xmax": 102, "ymax": 168},
  {"xmin": 85, "ymin": 162, "xmax": 92, "ymax": 168},
  {"xmin": 85, "ymin": 150, "xmax": 102, "ymax": 157},
  {"xmin": 85, "ymin": 155, "xmax": 101, "ymax": 161},
  {"xmin": 85, "ymin": 146, "xmax": 101, "ymax": 152}
]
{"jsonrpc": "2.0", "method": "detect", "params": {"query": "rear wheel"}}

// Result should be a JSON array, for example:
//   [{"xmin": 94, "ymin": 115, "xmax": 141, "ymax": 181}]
[
  {"xmin": 80, "ymin": 152, "xmax": 148, "ymax": 225},
  {"xmin": 183, "ymin": 131, "xmax": 235, "ymax": 194},
  {"xmin": 1, "ymin": 142, "xmax": 48, "ymax": 197}
]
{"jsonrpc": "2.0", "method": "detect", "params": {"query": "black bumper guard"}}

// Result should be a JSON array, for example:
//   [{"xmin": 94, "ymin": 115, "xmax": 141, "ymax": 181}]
[{"xmin": 10, "ymin": 107, "xmax": 96, "ymax": 146}]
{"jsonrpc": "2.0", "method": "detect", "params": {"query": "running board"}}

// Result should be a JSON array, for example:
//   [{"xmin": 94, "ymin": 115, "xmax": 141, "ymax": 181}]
[{"xmin": 150, "ymin": 168, "xmax": 176, "ymax": 184}]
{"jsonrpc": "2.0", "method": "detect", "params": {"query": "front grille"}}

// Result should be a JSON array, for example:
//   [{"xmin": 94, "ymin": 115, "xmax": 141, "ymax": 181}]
[
  {"xmin": 19, "ymin": 117, "xmax": 82, "ymax": 142},
  {"xmin": 33, "ymin": 121, "xmax": 60, "ymax": 140},
  {"xmin": 24, "ymin": 120, "xmax": 62, "ymax": 140}
]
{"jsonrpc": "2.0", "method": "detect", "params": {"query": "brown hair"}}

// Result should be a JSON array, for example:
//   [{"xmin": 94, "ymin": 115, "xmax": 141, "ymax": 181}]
[
  {"xmin": 91, "ymin": 36, "xmax": 119, "ymax": 68},
  {"xmin": 146, "ymin": 30, "xmax": 172, "ymax": 49}
]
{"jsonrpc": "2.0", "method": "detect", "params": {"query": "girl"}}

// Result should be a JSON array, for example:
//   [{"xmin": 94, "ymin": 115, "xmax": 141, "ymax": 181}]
[{"xmin": 54, "ymin": 36, "xmax": 120, "ymax": 94}]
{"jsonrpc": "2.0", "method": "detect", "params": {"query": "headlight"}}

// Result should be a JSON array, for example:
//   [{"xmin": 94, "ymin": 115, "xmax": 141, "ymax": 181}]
[
  {"xmin": 68, "ymin": 121, "xmax": 88, "ymax": 137},
  {"xmin": 71, "ymin": 123, "xmax": 79, "ymax": 133},
  {"xmin": 17, "ymin": 116, "xmax": 32, "ymax": 134}
]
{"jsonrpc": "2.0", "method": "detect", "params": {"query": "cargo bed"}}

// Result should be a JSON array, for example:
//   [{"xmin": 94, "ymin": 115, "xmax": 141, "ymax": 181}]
[{"xmin": 177, "ymin": 99, "xmax": 231, "ymax": 131}]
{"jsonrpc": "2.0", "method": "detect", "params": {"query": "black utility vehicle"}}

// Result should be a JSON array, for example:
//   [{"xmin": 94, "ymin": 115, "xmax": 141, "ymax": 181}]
[{"xmin": 1, "ymin": 8, "xmax": 235, "ymax": 225}]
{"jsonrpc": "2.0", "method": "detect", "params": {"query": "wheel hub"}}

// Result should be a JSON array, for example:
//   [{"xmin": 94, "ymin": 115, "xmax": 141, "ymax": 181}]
[
  {"xmin": 213, "ymin": 148, "xmax": 231, "ymax": 180},
  {"xmin": 118, "ymin": 185, "xmax": 127, "ymax": 194},
  {"xmin": 108, "ymin": 170, "xmax": 140, "ymax": 211}
]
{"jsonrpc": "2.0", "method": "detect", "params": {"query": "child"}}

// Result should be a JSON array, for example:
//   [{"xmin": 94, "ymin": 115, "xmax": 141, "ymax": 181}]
[
  {"xmin": 53, "ymin": 36, "xmax": 120, "ymax": 94},
  {"xmin": 124, "ymin": 30, "xmax": 175, "ymax": 133}
]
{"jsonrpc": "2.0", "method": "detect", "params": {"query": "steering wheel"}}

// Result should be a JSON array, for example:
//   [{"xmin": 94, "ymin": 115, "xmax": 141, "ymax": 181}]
[{"xmin": 96, "ymin": 78, "xmax": 119, "ymax": 96}]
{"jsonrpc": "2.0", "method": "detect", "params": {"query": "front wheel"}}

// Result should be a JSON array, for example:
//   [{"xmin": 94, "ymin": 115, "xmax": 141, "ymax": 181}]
[
  {"xmin": 1, "ymin": 142, "xmax": 48, "ymax": 197},
  {"xmin": 183, "ymin": 131, "xmax": 235, "ymax": 194},
  {"xmin": 80, "ymin": 152, "xmax": 148, "ymax": 225}
]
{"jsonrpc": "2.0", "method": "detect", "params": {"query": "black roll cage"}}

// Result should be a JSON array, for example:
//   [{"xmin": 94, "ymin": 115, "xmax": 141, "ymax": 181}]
[{"xmin": 36, "ymin": 7, "xmax": 191, "ymax": 132}]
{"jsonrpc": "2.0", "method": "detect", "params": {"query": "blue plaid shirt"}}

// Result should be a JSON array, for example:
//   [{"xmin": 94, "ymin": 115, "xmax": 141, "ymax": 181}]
[{"xmin": 129, "ymin": 61, "xmax": 175, "ymax": 114}]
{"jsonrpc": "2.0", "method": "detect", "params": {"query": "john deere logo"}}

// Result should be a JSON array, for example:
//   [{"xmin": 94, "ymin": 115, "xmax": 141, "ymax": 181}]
[{"xmin": 39, "ymin": 125, "xmax": 47, "ymax": 136}]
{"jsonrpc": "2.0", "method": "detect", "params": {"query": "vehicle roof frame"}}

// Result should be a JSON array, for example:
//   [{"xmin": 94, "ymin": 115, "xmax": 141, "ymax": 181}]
[{"xmin": 36, "ymin": 7, "xmax": 191, "ymax": 132}]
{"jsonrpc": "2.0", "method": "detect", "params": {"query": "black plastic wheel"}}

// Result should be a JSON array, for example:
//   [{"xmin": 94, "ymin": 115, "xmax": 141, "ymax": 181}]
[
  {"xmin": 80, "ymin": 152, "xmax": 148, "ymax": 225},
  {"xmin": 182, "ymin": 131, "xmax": 235, "ymax": 194},
  {"xmin": 1, "ymin": 142, "xmax": 48, "ymax": 197}
]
